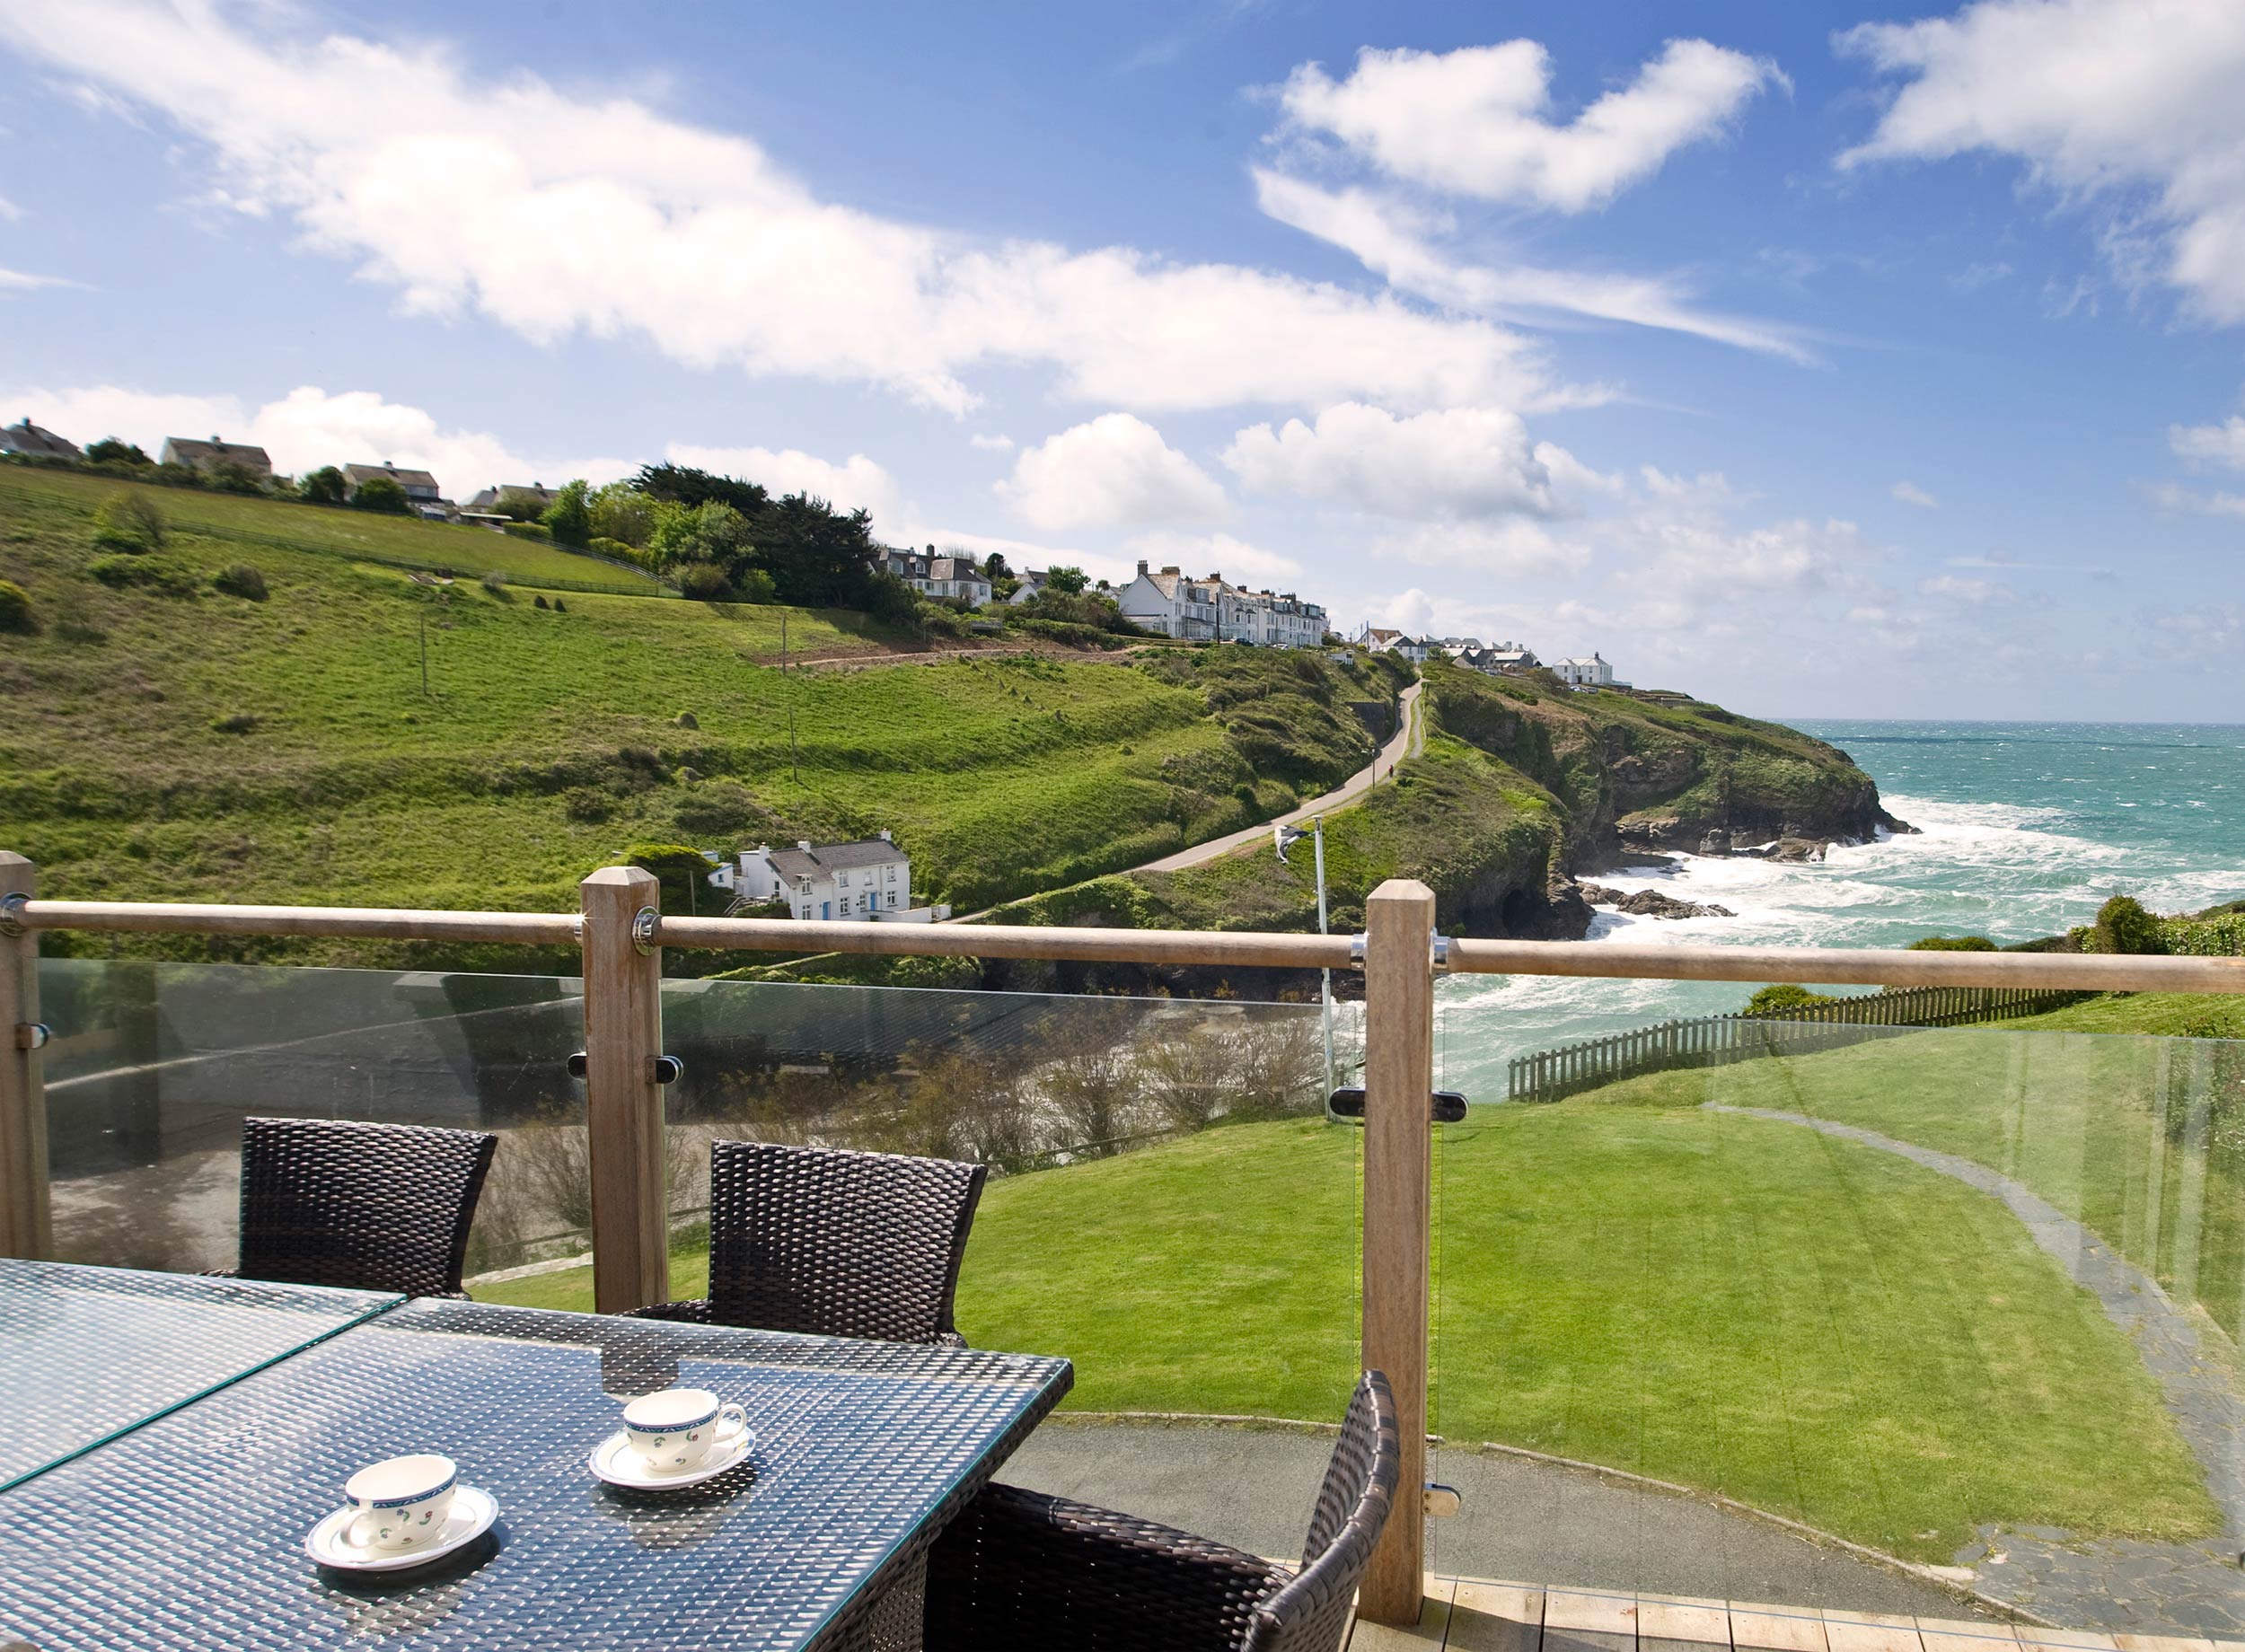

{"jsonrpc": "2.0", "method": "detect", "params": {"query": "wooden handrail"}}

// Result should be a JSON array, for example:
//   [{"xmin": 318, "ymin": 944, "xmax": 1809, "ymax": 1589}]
[
  {"xmin": 1442, "ymin": 937, "xmax": 2245, "ymax": 994},
  {"xmin": 15, "ymin": 900, "xmax": 580, "ymax": 946},
  {"xmin": 15, "ymin": 898, "xmax": 2241, "ymax": 993}
]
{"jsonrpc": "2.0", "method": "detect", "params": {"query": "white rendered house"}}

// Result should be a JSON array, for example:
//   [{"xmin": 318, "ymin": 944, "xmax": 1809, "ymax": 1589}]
[{"xmin": 709, "ymin": 831, "xmax": 947, "ymax": 922}]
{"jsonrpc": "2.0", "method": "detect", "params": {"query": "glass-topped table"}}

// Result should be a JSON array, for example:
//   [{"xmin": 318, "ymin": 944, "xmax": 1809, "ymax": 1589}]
[
  {"xmin": 0, "ymin": 1296, "xmax": 1073, "ymax": 1651},
  {"xmin": 0, "ymin": 1259, "xmax": 401, "ymax": 1490}
]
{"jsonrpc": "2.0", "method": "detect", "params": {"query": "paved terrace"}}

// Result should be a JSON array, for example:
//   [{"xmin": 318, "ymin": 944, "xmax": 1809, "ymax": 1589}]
[{"xmin": 1346, "ymin": 1581, "xmax": 2235, "ymax": 1652}]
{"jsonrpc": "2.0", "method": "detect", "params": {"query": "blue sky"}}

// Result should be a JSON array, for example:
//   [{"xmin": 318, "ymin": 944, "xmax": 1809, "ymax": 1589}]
[{"xmin": 2, "ymin": 0, "xmax": 2241, "ymax": 719}]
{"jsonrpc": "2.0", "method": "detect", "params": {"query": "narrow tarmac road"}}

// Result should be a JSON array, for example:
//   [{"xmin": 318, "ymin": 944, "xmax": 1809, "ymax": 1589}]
[{"xmin": 1134, "ymin": 680, "xmax": 1425, "ymax": 874}]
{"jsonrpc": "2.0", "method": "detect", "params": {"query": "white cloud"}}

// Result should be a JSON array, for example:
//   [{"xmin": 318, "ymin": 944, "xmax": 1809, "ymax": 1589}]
[
  {"xmin": 2146, "ymin": 479, "xmax": 2245, "ymax": 518},
  {"xmin": 0, "ymin": 381, "xmax": 629, "ymax": 499},
  {"xmin": 1369, "ymin": 519, "xmax": 1589, "ymax": 577},
  {"xmin": 2169, "ymin": 413, "xmax": 2245, "ymax": 470},
  {"xmin": 998, "ymin": 414, "xmax": 1228, "ymax": 531},
  {"xmin": 1278, "ymin": 38, "xmax": 1782, "ymax": 212},
  {"xmin": 0, "ymin": 265, "xmax": 80, "ymax": 291},
  {"xmin": 1123, "ymin": 530, "xmax": 1303, "ymax": 584},
  {"xmin": 0, "ymin": 2, "xmax": 1556, "ymax": 416},
  {"xmin": 1890, "ymin": 479, "xmax": 1939, "ymax": 508},
  {"xmin": 969, "ymin": 433, "xmax": 1015, "ymax": 452},
  {"xmin": 665, "ymin": 443, "xmax": 902, "ymax": 531},
  {"xmin": 1224, "ymin": 400, "xmax": 1559, "ymax": 520},
  {"xmin": 1838, "ymin": 0, "xmax": 2245, "ymax": 324},
  {"xmin": 0, "ymin": 195, "xmax": 22, "ymax": 222},
  {"xmin": 1252, "ymin": 170, "xmax": 1814, "ymax": 363},
  {"xmin": 1379, "ymin": 588, "xmax": 1439, "ymax": 634},
  {"xmin": 1920, "ymin": 572, "xmax": 2016, "ymax": 603}
]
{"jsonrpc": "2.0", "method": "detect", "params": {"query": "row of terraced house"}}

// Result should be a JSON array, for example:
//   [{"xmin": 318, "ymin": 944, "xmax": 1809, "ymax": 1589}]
[{"xmin": 1113, "ymin": 560, "xmax": 1328, "ymax": 646}]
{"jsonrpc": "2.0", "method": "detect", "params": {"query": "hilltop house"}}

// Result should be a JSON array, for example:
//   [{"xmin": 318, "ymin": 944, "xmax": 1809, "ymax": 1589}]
[
  {"xmin": 464, "ymin": 482, "xmax": 555, "ymax": 515},
  {"xmin": 1355, "ymin": 624, "xmax": 1404, "ymax": 652},
  {"xmin": 345, "ymin": 461, "xmax": 445, "ymax": 514},
  {"xmin": 871, "ymin": 546, "xmax": 993, "ymax": 605},
  {"xmin": 1007, "ymin": 569, "xmax": 1048, "ymax": 604},
  {"xmin": 710, "ymin": 831, "xmax": 947, "ymax": 923},
  {"xmin": 0, "ymin": 417, "xmax": 80, "ymax": 461},
  {"xmin": 1554, "ymin": 653, "xmax": 1625, "ymax": 689},
  {"xmin": 1120, "ymin": 562, "xmax": 1326, "ymax": 645},
  {"xmin": 159, "ymin": 435, "xmax": 271, "ymax": 480}
]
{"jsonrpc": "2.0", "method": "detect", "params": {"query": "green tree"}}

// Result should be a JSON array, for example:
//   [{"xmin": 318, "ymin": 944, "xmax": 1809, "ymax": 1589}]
[
  {"xmin": 1046, "ymin": 565, "xmax": 1089, "ymax": 594},
  {"xmin": 679, "ymin": 562, "xmax": 733, "ymax": 601},
  {"xmin": 588, "ymin": 481, "xmax": 656, "ymax": 548},
  {"xmin": 352, "ymin": 474, "xmax": 410, "ymax": 514},
  {"xmin": 2093, "ymin": 895, "xmax": 2164, "ymax": 955},
  {"xmin": 91, "ymin": 490, "xmax": 164, "ymax": 551},
  {"xmin": 85, "ymin": 437, "xmax": 151, "ymax": 466},
  {"xmin": 982, "ymin": 550, "xmax": 1012, "ymax": 579},
  {"xmin": 207, "ymin": 460, "xmax": 266, "ymax": 496},
  {"xmin": 495, "ymin": 487, "xmax": 549, "ymax": 522},
  {"xmin": 299, "ymin": 466, "xmax": 348, "ymax": 505},
  {"xmin": 541, "ymin": 479, "xmax": 592, "ymax": 547},
  {"xmin": 647, "ymin": 499, "xmax": 752, "ymax": 571}
]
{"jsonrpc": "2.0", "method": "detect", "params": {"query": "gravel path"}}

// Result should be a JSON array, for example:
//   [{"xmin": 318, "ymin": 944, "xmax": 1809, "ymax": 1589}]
[{"xmin": 1709, "ymin": 1103, "xmax": 2245, "ymax": 1632}]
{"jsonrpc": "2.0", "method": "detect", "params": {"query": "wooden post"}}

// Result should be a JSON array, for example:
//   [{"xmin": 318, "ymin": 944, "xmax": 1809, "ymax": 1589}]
[
  {"xmin": 1360, "ymin": 877, "xmax": 1434, "ymax": 1625},
  {"xmin": 580, "ymin": 866, "xmax": 669, "ymax": 1314},
  {"xmin": 0, "ymin": 853, "xmax": 50, "ymax": 1260}
]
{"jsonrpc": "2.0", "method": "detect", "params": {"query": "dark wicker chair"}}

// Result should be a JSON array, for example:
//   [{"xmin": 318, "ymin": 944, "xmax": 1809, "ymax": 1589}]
[
  {"xmin": 222, "ymin": 1116, "xmax": 497, "ymax": 1299},
  {"xmin": 625, "ymin": 1139, "xmax": 987, "ymax": 1345},
  {"xmin": 922, "ymin": 1371, "xmax": 1399, "ymax": 1652}
]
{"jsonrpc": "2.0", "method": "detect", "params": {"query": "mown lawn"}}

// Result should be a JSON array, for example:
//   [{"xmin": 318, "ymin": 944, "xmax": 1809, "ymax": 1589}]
[
  {"xmin": 476, "ymin": 1100, "xmax": 2216, "ymax": 1562},
  {"xmin": 1590, "ymin": 1012, "xmax": 2245, "ymax": 1349}
]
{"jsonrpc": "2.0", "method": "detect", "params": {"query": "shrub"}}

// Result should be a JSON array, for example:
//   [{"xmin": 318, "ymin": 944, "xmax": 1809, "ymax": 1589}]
[
  {"xmin": 672, "ymin": 780, "xmax": 770, "ymax": 837},
  {"xmin": 552, "ymin": 599, "xmax": 568, "ymax": 613},
  {"xmin": 88, "ymin": 555, "xmax": 198, "ymax": 596},
  {"xmin": 734, "ymin": 567, "xmax": 777, "ymax": 604},
  {"xmin": 561, "ymin": 786, "xmax": 615, "ymax": 824},
  {"xmin": 211, "ymin": 564, "xmax": 269, "ymax": 602},
  {"xmin": 91, "ymin": 490, "xmax": 164, "ymax": 551},
  {"xmin": 533, "ymin": 593, "xmax": 550, "ymax": 610},
  {"xmin": 1907, "ymin": 935, "xmax": 1995, "ymax": 952},
  {"xmin": 495, "ymin": 488, "xmax": 549, "ymax": 523},
  {"xmin": 298, "ymin": 465, "xmax": 348, "ymax": 505},
  {"xmin": 586, "ymin": 536, "xmax": 637, "ymax": 562},
  {"xmin": 679, "ymin": 562, "xmax": 732, "ymax": 602},
  {"xmin": 211, "ymin": 712, "xmax": 259, "ymax": 734},
  {"xmin": 0, "ymin": 579, "xmax": 32, "ymax": 633},
  {"xmin": 503, "ymin": 521, "xmax": 553, "ymax": 542},
  {"xmin": 480, "ymin": 571, "xmax": 509, "ymax": 597},
  {"xmin": 84, "ymin": 437, "xmax": 151, "ymax": 466},
  {"xmin": 2092, "ymin": 894, "xmax": 2165, "ymax": 955},
  {"xmin": 622, "ymin": 842, "xmax": 718, "ymax": 910},
  {"xmin": 207, "ymin": 460, "xmax": 265, "ymax": 496},
  {"xmin": 1745, "ymin": 983, "xmax": 1835, "ymax": 1015},
  {"xmin": 351, "ymin": 473, "xmax": 410, "ymax": 514}
]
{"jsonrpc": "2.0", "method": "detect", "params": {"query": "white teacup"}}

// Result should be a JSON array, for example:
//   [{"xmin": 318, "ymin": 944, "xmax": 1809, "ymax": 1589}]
[
  {"xmin": 343, "ymin": 1454, "xmax": 458, "ymax": 1551},
  {"xmin": 621, "ymin": 1388, "xmax": 748, "ymax": 1474}
]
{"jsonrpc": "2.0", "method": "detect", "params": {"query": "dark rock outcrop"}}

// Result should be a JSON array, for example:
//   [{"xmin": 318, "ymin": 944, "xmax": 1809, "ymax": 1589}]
[{"xmin": 1580, "ymin": 884, "xmax": 1735, "ymax": 920}]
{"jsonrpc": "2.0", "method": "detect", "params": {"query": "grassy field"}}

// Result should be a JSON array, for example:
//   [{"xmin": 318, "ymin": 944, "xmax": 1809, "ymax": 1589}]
[
  {"xmin": 477, "ymin": 1096, "xmax": 2214, "ymax": 1562},
  {"xmin": 1588, "ymin": 1011, "xmax": 2245, "ymax": 1349},
  {"xmin": 0, "ymin": 469, "xmax": 1400, "ymax": 958},
  {"xmin": 0, "ymin": 465, "xmax": 670, "ymax": 593}
]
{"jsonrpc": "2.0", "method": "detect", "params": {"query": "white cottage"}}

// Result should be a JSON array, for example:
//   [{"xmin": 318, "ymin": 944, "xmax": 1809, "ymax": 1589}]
[{"xmin": 717, "ymin": 832, "xmax": 938, "ymax": 922}]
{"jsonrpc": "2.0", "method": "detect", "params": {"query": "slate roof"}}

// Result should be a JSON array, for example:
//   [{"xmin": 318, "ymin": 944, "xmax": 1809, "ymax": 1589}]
[
  {"xmin": 161, "ymin": 436, "xmax": 272, "ymax": 473},
  {"xmin": 0, "ymin": 419, "xmax": 81, "ymax": 461},
  {"xmin": 345, "ymin": 462, "xmax": 442, "ymax": 496},
  {"xmin": 764, "ymin": 839, "xmax": 909, "ymax": 882},
  {"xmin": 465, "ymin": 483, "xmax": 555, "ymax": 512}
]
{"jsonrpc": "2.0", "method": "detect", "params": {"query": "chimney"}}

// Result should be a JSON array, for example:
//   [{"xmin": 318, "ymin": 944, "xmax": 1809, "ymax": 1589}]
[
  {"xmin": 1136, "ymin": 559, "xmax": 1149, "ymax": 576},
  {"xmin": 1161, "ymin": 566, "xmax": 1180, "ymax": 576},
  {"xmin": 878, "ymin": 829, "xmax": 892, "ymax": 841},
  {"xmin": 797, "ymin": 839, "xmax": 813, "ymax": 852}
]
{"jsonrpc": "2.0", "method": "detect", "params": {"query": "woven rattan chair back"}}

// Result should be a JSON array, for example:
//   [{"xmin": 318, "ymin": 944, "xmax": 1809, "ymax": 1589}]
[
  {"xmin": 705, "ymin": 1139, "xmax": 988, "ymax": 1344},
  {"xmin": 1243, "ymin": 1370, "xmax": 1400, "ymax": 1652},
  {"xmin": 236, "ymin": 1117, "xmax": 497, "ymax": 1298}
]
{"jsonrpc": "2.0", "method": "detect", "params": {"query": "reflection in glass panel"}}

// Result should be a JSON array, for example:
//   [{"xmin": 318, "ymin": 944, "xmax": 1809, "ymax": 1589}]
[{"xmin": 1429, "ymin": 1016, "xmax": 2245, "ymax": 1634}]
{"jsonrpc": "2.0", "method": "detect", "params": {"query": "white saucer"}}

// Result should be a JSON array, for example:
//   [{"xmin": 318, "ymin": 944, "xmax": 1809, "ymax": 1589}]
[
  {"xmin": 304, "ymin": 1484, "xmax": 498, "ymax": 1572},
  {"xmin": 588, "ymin": 1428, "xmax": 755, "ymax": 1490}
]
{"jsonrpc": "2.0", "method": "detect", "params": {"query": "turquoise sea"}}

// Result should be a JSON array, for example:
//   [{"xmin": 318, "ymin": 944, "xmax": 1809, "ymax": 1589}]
[{"xmin": 1433, "ymin": 721, "xmax": 2245, "ymax": 1098}]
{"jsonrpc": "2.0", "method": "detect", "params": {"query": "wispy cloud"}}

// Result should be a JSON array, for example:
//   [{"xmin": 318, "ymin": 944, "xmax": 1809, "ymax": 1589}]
[
  {"xmin": 0, "ymin": 265, "xmax": 84, "ymax": 292},
  {"xmin": 1890, "ymin": 479, "xmax": 1938, "ymax": 508}
]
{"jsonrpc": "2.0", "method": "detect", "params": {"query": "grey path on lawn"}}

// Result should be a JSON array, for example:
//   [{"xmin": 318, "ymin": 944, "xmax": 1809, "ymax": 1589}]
[
  {"xmin": 1709, "ymin": 1103, "xmax": 2245, "ymax": 1634},
  {"xmin": 1006, "ymin": 1419, "xmax": 1994, "ymax": 1618},
  {"xmin": 1134, "ymin": 680, "xmax": 1426, "ymax": 874}
]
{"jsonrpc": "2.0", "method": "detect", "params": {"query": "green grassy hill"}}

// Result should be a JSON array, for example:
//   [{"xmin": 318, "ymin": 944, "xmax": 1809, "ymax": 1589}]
[{"xmin": 0, "ymin": 470, "xmax": 1399, "ymax": 963}]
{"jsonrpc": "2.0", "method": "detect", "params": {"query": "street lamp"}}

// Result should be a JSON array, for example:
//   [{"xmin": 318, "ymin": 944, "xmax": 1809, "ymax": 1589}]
[{"xmin": 1274, "ymin": 816, "xmax": 1338, "ymax": 1113}]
